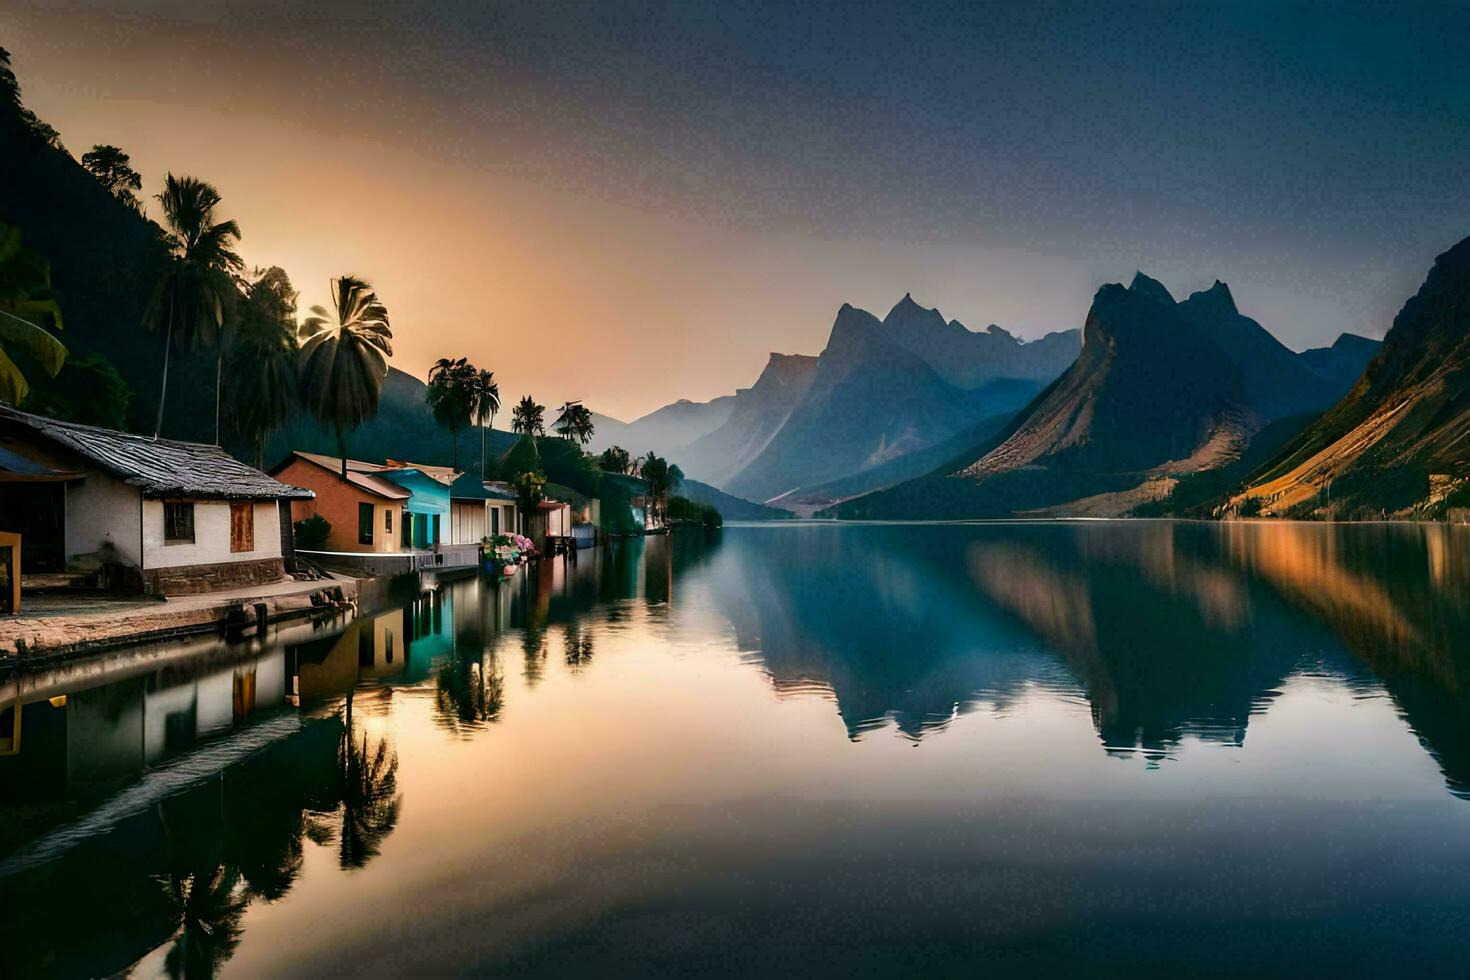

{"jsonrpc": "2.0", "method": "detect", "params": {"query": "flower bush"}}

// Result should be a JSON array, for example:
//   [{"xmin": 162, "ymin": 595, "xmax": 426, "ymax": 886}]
[{"xmin": 484, "ymin": 532, "xmax": 537, "ymax": 570}]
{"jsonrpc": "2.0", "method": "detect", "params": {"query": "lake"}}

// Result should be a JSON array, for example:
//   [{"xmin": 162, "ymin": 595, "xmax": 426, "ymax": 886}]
[{"xmin": 3, "ymin": 520, "xmax": 1470, "ymax": 977}]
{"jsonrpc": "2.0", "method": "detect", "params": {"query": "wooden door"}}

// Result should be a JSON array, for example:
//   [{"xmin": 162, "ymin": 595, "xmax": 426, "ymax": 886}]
[{"xmin": 230, "ymin": 501, "xmax": 255, "ymax": 553}]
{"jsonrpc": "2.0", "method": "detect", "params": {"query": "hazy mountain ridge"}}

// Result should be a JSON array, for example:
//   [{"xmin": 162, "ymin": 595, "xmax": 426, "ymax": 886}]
[
  {"xmin": 726, "ymin": 302, "xmax": 1050, "ymax": 503},
  {"xmin": 628, "ymin": 295, "xmax": 1079, "ymax": 508}
]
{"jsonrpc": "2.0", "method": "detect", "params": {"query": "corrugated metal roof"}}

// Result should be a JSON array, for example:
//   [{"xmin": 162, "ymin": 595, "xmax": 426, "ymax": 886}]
[{"xmin": 0, "ymin": 405, "xmax": 314, "ymax": 500}]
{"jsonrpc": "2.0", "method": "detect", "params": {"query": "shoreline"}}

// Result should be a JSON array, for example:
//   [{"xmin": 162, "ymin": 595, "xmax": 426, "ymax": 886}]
[{"xmin": 0, "ymin": 577, "xmax": 358, "ymax": 665}]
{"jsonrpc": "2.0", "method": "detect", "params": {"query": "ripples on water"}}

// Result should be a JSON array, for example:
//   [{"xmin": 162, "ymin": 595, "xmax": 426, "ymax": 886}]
[{"xmin": 3, "ymin": 521, "xmax": 1470, "ymax": 977}]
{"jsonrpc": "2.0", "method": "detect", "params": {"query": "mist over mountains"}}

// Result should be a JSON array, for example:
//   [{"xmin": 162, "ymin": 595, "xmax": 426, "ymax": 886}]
[{"xmin": 595, "ymin": 294, "xmax": 1080, "ymax": 513}]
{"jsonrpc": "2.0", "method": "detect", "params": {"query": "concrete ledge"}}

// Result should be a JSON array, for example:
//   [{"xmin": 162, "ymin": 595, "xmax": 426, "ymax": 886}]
[{"xmin": 0, "ymin": 577, "xmax": 358, "ymax": 662}]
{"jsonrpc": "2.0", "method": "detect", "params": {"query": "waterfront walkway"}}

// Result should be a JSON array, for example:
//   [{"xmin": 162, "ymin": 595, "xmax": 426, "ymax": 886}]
[{"xmin": 0, "ymin": 575, "xmax": 359, "ymax": 660}]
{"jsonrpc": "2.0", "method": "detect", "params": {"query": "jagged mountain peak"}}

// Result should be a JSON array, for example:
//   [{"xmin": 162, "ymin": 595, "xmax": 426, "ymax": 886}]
[
  {"xmin": 884, "ymin": 292, "xmax": 949, "ymax": 332},
  {"xmin": 1186, "ymin": 280, "xmax": 1239, "ymax": 317},
  {"xmin": 1129, "ymin": 271, "xmax": 1176, "ymax": 306}
]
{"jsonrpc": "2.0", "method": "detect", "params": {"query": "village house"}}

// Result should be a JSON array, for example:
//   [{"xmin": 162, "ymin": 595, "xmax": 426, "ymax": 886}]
[
  {"xmin": 449, "ymin": 473, "xmax": 518, "ymax": 545},
  {"xmin": 272, "ymin": 452, "xmax": 411, "ymax": 554},
  {"xmin": 0, "ymin": 405, "xmax": 313, "ymax": 596}
]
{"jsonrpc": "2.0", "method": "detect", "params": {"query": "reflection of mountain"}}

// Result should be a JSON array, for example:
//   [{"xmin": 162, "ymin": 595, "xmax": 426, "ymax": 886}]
[
  {"xmin": 1216, "ymin": 521, "xmax": 1470, "ymax": 796},
  {"xmin": 703, "ymin": 525, "xmax": 1061, "ymax": 739},
  {"xmin": 964, "ymin": 523, "xmax": 1319, "ymax": 755}
]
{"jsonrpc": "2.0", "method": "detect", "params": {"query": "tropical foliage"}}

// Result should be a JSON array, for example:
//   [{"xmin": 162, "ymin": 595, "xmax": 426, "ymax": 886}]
[
  {"xmin": 599, "ymin": 445, "xmax": 633, "ymax": 475},
  {"xmin": 80, "ymin": 144, "xmax": 143, "ymax": 211},
  {"xmin": 145, "ymin": 173, "xmax": 243, "ymax": 440},
  {"xmin": 227, "ymin": 267, "xmax": 300, "ymax": 466},
  {"xmin": 298, "ymin": 276, "xmax": 394, "ymax": 476},
  {"xmin": 666, "ymin": 495, "xmax": 723, "ymax": 528},
  {"xmin": 294, "ymin": 514, "xmax": 332, "ymax": 550},
  {"xmin": 512, "ymin": 469, "xmax": 546, "ymax": 515},
  {"xmin": 425, "ymin": 355, "xmax": 478, "ymax": 468},
  {"xmin": 473, "ymin": 368, "xmax": 500, "ymax": 479},
  {"xmin": 511, "ymin": 395, "xmax": 545, "ymax": 437},
  {"xmin": 24, "ymin": 354, "xmax": 132, "ymax": 429},
  {"xmin": 553, "ymin": 400, "xmax": 595, "ymax": 444},
  {"xmin": 0, "ymin": 222, "xmax": 66, "ymax": 405},
  {"xmin": 638, "ymin": 452, "xmax": 682, "ymax": 525}
]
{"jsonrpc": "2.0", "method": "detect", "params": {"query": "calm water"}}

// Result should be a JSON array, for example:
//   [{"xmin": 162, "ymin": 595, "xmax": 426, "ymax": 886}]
[{"xmin": 4, "ymin": 521, "xmax": 1470, "ymax": 977}]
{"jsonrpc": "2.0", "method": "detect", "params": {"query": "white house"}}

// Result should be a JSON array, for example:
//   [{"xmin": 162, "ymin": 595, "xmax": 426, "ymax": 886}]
[{"xmin": 0, "ymin": 405, "xmax": 314, "ymax": 595}]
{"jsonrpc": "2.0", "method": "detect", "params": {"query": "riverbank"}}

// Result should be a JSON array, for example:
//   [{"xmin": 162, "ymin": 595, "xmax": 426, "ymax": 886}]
[{"xmin": 0, "ymin": 576, "xmax": 358, "ymax": 663}]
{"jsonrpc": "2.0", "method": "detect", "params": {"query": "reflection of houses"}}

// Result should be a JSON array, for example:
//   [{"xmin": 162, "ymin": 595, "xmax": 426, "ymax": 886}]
[
  {"xmin": 0, "ymin": 405, "xmax": 313, "ymax": 595},
  {"xmin": 0, "ymin": 647, "xmax": 287, "ymax": 801},
  {"xmin": 291, "ymin": 609, "xmax": 410, "ymax": 700}
]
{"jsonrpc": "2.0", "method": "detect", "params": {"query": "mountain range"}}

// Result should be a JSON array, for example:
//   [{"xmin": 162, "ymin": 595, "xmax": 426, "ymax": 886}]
[
  {"xmin": 595, "ymin": 295, "xmax": 1081, "ymax": 513},
  {"xmin": 1233, "ymin": 235, "xmax": 1470, "ymax": 519},
  {"xmin": 830, "ymin": 273, "xmax": 1381, "ymax": 519}
]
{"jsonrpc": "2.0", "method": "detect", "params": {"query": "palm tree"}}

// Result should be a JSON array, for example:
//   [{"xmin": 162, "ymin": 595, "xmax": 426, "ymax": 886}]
[
  {"xmin": 473, "ymin": 368, "xmax": 500, "ymax": 481},
  {"xmin": 0, "ymin": 223, "xmax": 66, "ymax": 406},
  {"xmin": 145, "ymin": 174, "xmax": 243, "ymax": 441},
  {"xmin": 425, "ymin": 356, "xmax": 477, "ymax": 469},
  {"xmin": 510, "ymin": 395, "xmax": 545, "ymax": 437},
  {"xmin": 553, "ymin": 400, "xmax": 579, "ymax": 441},
  {"xmin": 227, "ymin": 267, "xmax": 298, "ymax": 467},
  {"xmin": 573, "ymin": 403, "xmax": 595, "ymax": 445},
  {"xmin": 298, "ymin": 276, "xmax": 393, "ymax": 477}
]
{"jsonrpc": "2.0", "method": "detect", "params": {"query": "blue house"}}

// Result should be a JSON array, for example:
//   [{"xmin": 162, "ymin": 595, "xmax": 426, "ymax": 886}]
[{"xmin": 379, "ymin": 463, "xmax": 455, "ymax": 549}]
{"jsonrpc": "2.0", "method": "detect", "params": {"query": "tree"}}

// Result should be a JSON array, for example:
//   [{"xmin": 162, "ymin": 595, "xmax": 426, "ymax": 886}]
[
  {"xmin": 0, "ymin": 223, "xmax": 67, "ymax": 406},
  {"xmin": 498, "ymin": 435, "xmax": 541, "ymax": 482},
  {"xmin": 0, "ymin": 46, "xmax": 18, "ymax": 106},
  {"xmin": 554, "ymin": 400, "xmax": 595, "ymax": 445},
  {"xmin": 473, "ymin": 368, "xmax": 500, "ymax": 480},
  {"xmin": 80, "ymin": 144, "xmax": 143, "ymax": 211},
  {"xmin": 510, "ymin": 395, "xmax": 545, "ymax": 437},
  {"xmin": 23, "ymin": 354, "xmax": 132, "ymax": 429},
  {"xmin": 640, "ymin": 452, "xmax": 672, "ymax": 526},
  {"xmin": 512, "ymin": 470, "xmax": 546, "ymax": 519},
  {"xmin": 425, "ymin": 356, "xmax": 477, "ymax": 469},
  {"xmin": 599, "ymin": 445, "xmax": 632, "ymax": 476},
  {"xmin": 145, "ymin": 174, "xmax": 243, "ymax": 440},
  {"xmin": 227, "ymin": 267, "xmax": 299, "ymax": 466},
  {"xmin": 0, "ymin": 47, "xmax": 64, "ymax": 151},
  {"xmin": 298, "ymin": 276, "xmax": 394, "ymax": 477}
]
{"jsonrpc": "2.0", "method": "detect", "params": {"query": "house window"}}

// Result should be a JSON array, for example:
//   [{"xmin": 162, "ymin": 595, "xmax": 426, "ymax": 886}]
[
  {"xmin": 401, "ymin": 508, "xmax": 409, "ymax": 547},
  {"xmin": 385, "ymin": 508, "xmax": 393, "ymax": 534},
  {"xmin": 491, "ymin": 507, "xmax": 500, "ymax": 536},
  {"xmin": 229, "ymin": 501, "xmax": 255, "ymax": 553},
  {"xmin": 431, "ymin": 513, "xmax": 441, "ymax": 545},
  {"xmin": 358, "ymin": 503, "xmax": 374, "ymax": 545},
  {"xmin": 164, "ymin": 502, "xmax": 195, "ymax": 544}
]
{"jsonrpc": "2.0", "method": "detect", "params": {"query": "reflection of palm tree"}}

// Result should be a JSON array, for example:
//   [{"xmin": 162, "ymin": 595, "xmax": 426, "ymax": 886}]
[
  {"xmin": 307, "ymin": 696, "xmax": 402, "ymax": 869},
  {"xmin": 522, "ymin": 627, "xmax": 547, "ymax": 686},
  {"xmin": 158, "ymin": 864, "xmax": 249, "ymax": 980},
  {"xmin": 564, "ymin": 626, "xmax": 594, "ymax": 671},
  {"xmin": 434, "ymin": 654, "xmax": 505, "ymax": 733}
]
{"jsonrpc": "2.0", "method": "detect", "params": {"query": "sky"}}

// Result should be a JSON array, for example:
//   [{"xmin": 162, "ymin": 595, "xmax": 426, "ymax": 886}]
[{"xmin": 5, "ymin": 1, "xmax": 1469, "ymax": 420}]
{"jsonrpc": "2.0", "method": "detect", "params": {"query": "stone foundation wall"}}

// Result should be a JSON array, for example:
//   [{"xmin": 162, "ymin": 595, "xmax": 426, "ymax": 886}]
[{"xmin": 144, "ymin": 557, "xmax": 287, "ymax": 596}]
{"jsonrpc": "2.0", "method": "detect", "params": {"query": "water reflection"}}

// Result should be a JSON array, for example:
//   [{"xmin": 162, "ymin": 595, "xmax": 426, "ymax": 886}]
[{"xmin": 4, "ymin": 522, "xmax": 1470, "ymax": 975}]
